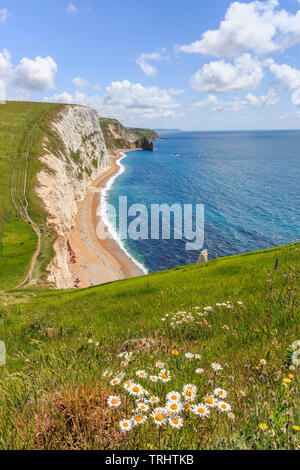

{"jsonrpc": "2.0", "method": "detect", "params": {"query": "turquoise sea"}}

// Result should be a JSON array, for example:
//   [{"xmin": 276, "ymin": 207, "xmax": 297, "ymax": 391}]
[{"xmin": 103, "ymin": 130, "xmax": 300, "ymax": 273}]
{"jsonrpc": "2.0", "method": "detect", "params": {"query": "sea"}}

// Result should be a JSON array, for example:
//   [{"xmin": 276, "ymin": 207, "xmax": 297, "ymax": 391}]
[{"xmin": 99, "ymin": 130, "xmax": 300, "ymax": 274}]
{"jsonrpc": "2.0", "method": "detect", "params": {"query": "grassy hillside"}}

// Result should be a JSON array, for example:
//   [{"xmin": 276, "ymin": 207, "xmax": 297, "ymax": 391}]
[
  {"xmin": 99, "ymin": 117, "xmax": 158, "ymax": 153},
  {"xmin": 0, "ymin": 243, "xmax": 298, "ymax": 449},
  {"xmin": 0, "ymin": 101, "xmax": 63, "ymax": 290},
  {"xmin": 129, "ymin": 127, "xmax": 159, "ymax": 140}
]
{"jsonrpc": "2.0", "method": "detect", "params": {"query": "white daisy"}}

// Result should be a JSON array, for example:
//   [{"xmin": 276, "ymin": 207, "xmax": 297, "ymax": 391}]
[
  {"xmin": 152, "ymin": 407, "xmax": 166, "ymax": 426},
  {"xmin": 214, "ymin": 388, "xmax": 227, "ymax": 398},
  {"xmin": 148, "ymin": 396, "xmax": 160, "ymax": 404},
  {"xmin": 159, "ymin": 369, "xmax": 171, "ymax": 383},
  {"xmin": 137, "ymin": 402, "xmax": 149, "ymax": 412},
  {"xmin": 192, "ymin": 403, "xmax": 210, "ymax": 417},
  {"xmin": 168, "ymin": 415, "xmax": 184, "ymax": 429},
  {"xmin": 129, "ymin": 383, "xmax": 143, "ymax": 396},
  {"xmin": 149, "ymin": 375, "xmax": 159, "ymax": 383},
  {"xmin": 183, "ymin": 401, "xmax": 193, "ymax": 412},
  {"xmin": 166, "ymin": 391, "xmax": 181, "ymax": 403},
  {"xmin": 132, "ymin": 414, "xmax": 147, "ymax": 426},
  {"xmin": 107, "ymin": 395, "xmax": 121, "ymax": 408},
  {"xmin": 165, "ymin": 401, "xmax": 183, "ymax": 415},
  {"xmin": 110, "ymin": 377, "xmax": 121, "ymax": 386},
  {"xmin": 204, "ymin": 396, "xmax": 219, "ymax": 407},
  {"xmin": 102, "ymin": 370, "xmax": 112, "ymax": 378},
  {"xmin": 119, "ymin": 419, "xmax": 132, "ymax": 432},
  {"xmin": 194, "ymin": 354, "xmax": 201, "ymax": 360},
  {"xmin": 185, "ymin": 353, "xmax": 194, "ymax": 359},
  {"xmin": 218, "ymin": 401, "xmax": 231, "ymax": 412},
  {"xmin": 116, "ymin": 372, "xmax": 125, "ymax": 380},
  {"xmin": 212, "ymin": 363, "xmax": 222, "ymax": 371},
  {"xmin": 156, "ymin": 361, "xmax": 165, "ymax": 369},
  {"xmin": 136, "ymin": 370, "xmax": 147, "ymax": 379},
  {"xmin": 125, "ymin": 352, "xmax": 133, "ymax": 361},
  {"xmin": 195, "ymin": 368, "xmax": 204, "ymax": 374}
]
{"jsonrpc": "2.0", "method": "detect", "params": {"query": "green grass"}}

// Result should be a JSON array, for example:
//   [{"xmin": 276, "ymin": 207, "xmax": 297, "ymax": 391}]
[
  {"xmin": 0, "ymin": 243, "xmax": 298, "ymax": 449},
  {"xmin": 0, "ymin": 101, "xmax": 63, "ymax": 289}
]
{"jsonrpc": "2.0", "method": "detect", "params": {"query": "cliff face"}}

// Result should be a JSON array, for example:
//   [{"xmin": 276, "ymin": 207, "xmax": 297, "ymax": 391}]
[
  {"xmin": 99, "ymin": 117, "xmax": 158, "ymax": 154},
  {"xmin": 36, "ymin": 105, "xmax": 110, "ymax": 288}
]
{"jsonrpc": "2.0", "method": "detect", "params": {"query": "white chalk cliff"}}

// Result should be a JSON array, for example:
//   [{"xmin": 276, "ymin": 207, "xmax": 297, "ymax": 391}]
[{"xmin": 36, "ymin": 104, "xmax": 110, "ymax": 288}]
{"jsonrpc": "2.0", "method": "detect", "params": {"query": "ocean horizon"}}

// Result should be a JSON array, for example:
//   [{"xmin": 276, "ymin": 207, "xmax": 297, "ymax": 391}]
[{"xmin": 102, "ymin": 129, "xmax": 300, "ymax": 274}]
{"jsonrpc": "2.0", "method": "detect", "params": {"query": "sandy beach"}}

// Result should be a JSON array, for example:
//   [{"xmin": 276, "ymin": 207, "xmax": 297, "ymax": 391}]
[{"xmin": 67, "ymin": 150, "xmax": 144, "ymax": 288}]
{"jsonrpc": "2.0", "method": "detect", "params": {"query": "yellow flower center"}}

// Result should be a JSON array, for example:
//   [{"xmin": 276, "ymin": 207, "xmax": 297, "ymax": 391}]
[
  {"xmin": 186, "ymin": 391, "xmax": 192, "ymax": 397},
  {"xmin": 132, "ymin": 386, "xmax": 139, "ymax": 393},
  {"xmin": 136, "ymin": 416, "xmax": 143, "ymax": 422},
  {"xmin": 161, "ymin": 373, "xmax": 167, "ymax": 379},
  {"xmin": 111, "ymin": 398, "xmax": 117, "ymax": 404},
  {"xmin": 205, "ymin": 397, "xmax": 213, "ymax": 404},
  {"xmin": 155, "ymin": 413, "xmax": 164, "ymax": 422},
  {"xmin": 184, "ymin": 403, "xmax": 191, "ymax": 410},
  {"xmin": 171, "ymin": 395, "xmax": 177, "ymax": 400},
  {"xmin": 123, "ymin": 422, "xmax": 129, "ymax": 428},
  {"xmin": 198, "ymin": 408, "xmax": 205, "ymax": 414},
  {"xmin": 172, "ymin": 418, "xmax": 179, "ymax": 425},
  {"xmin": 170, "ymin": 403, "xmax": 178, "ymax": 410},
  {"xmin": 221, "ymin": 404, "xmax": 227, "ymax": 410},
  {"xmin": 217, "ymin": 391, "xmax": 223, "ymax": 396}
]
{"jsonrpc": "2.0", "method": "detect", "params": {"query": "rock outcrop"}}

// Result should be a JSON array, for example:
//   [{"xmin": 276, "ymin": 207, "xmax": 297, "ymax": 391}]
[
  {"xmin": 100, "ymin": 117, "xmax": 157, "ymax": 155},
  {"xmin": 135, "ymin": 136, "xmax": 154, "ymax": 151},
  {"xmin": 36, "ymin": 104, "xmax": 110, "ymax": 288}
]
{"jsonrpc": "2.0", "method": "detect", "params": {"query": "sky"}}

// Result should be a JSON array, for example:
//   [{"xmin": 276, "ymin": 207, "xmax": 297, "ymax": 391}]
[{"xmin": 1, "ymin": 0, "xmax": 300, "ymax": 130}]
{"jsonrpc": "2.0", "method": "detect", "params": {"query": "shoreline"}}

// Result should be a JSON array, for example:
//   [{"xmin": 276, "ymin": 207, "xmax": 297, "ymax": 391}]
[{"xmin": 67, "ymin": 150, "xmax": 144, "ymax": 288}]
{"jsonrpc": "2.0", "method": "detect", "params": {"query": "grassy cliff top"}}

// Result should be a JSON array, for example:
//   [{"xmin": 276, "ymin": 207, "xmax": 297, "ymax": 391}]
[
  {"xmin": 0, "ymin": 101, "xmax": 64, "ymax": 290},
  {"xmin": 0, "ymin": 243, "xmax": 299, "ymax": 449}
]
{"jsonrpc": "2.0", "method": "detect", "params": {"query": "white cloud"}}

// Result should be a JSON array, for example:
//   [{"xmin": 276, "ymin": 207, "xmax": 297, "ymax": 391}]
[
  {"xmin": 190, "ymin": 54, "xmax": 263, "ymax": 92},
  {"xmin": 44, "ymin": 80, "xmax": 181, "ymax": 123},
  {"xmin": 0, "ymin": 48, "xmax": 13, "ymax": 80},
  {"xmin": 66, "ymin": 3, "xmax": 78, "ymax": 15},
  {"xmin": 72, "ymin": 76, "xmax": 89, "ymax": 87},
  {"xmin": 291, "ymin": 88, "xmax": 300, "ymax": 106},
  {"xmin": 136, "ymin": 48, "xmax": 168, "ymax": 76},
  {"xmin": 266, "ymin": 59, "xmax": 300, "ymax": 90},
  {"xmin": 0, "ymin": 8, "xmax": 9, "ymax": 23},
  {"xmin": 179, "ymin": 0, "xmax": 300, "ymax": 57},
  {"xmin": 193, "ymin": 89, "xmax": 278, "ymax": 111},
  {"xmin": 44, "ymin": 91, "xmax": 74, "ymax": 104},
  {"xmin": 102, "ymin": 80, "xmax": 179, "ymax": 111},
  {"xmin": 14, "ymin": 56, "xmax": 57, "ymax": 91},
  {"xmin": 93, "ymin": 83, "xmax": 101, "ymax": 91}
]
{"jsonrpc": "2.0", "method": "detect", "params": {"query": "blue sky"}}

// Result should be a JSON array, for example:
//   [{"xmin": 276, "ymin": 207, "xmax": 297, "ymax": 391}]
[{"xmin": 1, "ymin": 0, "xmax": 300, "ymax": 130}]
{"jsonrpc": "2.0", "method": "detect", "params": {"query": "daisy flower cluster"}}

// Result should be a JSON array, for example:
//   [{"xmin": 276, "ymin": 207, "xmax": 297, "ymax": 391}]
[
  {"xmin": 215, "ymin": 300, "xmax": 243, "ymax": 309},
  {"xmin": 161, "ymin": 306, "xmax": 211, "ymax": 328},
  {"xmin": 102, "ymin": 351, "xmax": 232, "ymax": 435}
]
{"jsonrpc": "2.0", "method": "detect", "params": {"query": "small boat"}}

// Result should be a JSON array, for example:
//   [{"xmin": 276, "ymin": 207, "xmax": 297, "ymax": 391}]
[{"xmin": 172, "ymin": 153, "xmax": 180, "ymax": 157}]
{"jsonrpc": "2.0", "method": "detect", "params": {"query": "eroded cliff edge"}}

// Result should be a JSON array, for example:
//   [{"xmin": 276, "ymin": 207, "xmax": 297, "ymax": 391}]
[{"xmin": 36, "ymin": 104, "xmax": 110, "ymax": 289}]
